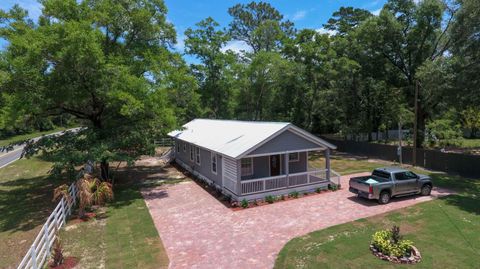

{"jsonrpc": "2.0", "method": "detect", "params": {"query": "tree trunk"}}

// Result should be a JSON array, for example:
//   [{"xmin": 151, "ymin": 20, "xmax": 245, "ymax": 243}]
[
  {"xmin": 416, "ymin": 105, "xmax": 427, "ymax": 148},
  {"xmin": 100, "ymin": 160, "xmax": 110, "ymax": 181}
]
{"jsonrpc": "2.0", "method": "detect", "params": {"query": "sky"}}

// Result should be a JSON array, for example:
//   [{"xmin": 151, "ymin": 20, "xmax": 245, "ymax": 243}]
[{"xmin": 0, "ymin": 0, "xmax": 387, "ymax": 61}]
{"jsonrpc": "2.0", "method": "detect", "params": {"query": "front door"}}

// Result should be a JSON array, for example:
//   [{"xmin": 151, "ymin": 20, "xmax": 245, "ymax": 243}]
[{"xmin": 270, "ymin": 154, "xmax": 281, "ymax": 176}]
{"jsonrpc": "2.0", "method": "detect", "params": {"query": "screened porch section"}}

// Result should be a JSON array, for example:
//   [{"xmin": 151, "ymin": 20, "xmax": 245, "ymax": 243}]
[{"xmin": 239, "ymin": 149, "xmax": 340, "ymax": 195}]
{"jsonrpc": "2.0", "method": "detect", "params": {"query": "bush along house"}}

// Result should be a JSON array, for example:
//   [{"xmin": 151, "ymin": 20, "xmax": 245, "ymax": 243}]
[{"xmin": 168, "ymin": 119, "xmax": 340, "ymax": 201}]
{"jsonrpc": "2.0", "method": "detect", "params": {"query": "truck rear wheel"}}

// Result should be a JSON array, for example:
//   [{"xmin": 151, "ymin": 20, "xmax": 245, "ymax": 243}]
[
  {"xmin": 379, "ymin": 191, "xmax": 391, "ymax": 204},
  {"xmin": 421, "ymin": 184, "xmax": 432, "ymax": 196}
]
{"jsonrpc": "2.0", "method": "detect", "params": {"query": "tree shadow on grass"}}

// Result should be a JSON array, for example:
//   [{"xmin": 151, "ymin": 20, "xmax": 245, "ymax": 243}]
[
  {"xmin": 0, "ymin": 175, "xmax": 68, "ymax": 233},
  {"xmin": 440, "ymin": 194, "xmax": 480, "ymax": 215},
  {"xmin": 107, "ymin": 163, "xmax": 186, "ymax": 210}
]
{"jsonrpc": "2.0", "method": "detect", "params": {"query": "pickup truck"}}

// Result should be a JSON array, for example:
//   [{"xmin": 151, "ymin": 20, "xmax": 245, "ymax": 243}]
[{"xmin": 349, "ymin": 167, "xmax": 432, "ymax": 204}]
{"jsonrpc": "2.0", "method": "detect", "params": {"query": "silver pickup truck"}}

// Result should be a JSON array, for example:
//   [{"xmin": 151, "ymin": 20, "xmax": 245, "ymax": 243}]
[{"xmin": 349, "ymin": 167, "xmax": 433, "ymax": 204}]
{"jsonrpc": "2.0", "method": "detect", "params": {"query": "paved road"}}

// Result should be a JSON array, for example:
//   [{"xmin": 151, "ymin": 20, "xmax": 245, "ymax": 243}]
[{"xmin": 0, "ymin": 128, "xmax": 80, "ymax": 169}]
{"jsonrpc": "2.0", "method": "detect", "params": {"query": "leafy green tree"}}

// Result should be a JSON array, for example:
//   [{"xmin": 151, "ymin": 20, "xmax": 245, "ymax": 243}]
[
  {"xmin": 235, "ymin": 51, "xmax": 289, "ymax": 120},
  {"xmin": 323, "ymin": 7, "xmax": 372, "ymax": 35},
  {"xmin": 0, "ymin": 0, "xmax": 197, "ymax": 179},
  {"xmin": 284, "ymin": 29, "xmax": 338, "ymax": 131},
  {"xmin": 228, "ymin": 1, "xmax": 294, "ymax": 53},
  {"xmin": 449, "ymin": 0, "xmax": 480, "ymax": 110},
  {"xmin": 357, "ymin": 0, "xmax": 454, "ymax": 146},
  {"xmin": 185, "ymin": 17, "xmax": 237, "ymax": 118},
  {"xmin": 461, "ymin": 107, "xmax": 480, "ymax": 138}
]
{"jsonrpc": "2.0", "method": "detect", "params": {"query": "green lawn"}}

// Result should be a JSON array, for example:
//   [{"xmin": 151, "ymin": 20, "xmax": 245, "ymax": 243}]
[
  {"xmin": 0, "ymin": 127, "xmax": 69, "ymax": 147},
  {"xmin": 0, "ymin": 156, "xmax": 68, "ymax": 268},
  {"xmin": 275, "ymin": 156, "xmax": 480, "ymax": 269},
  {"xmin": 0, "ymin": 155, "xmax": 169, "ymax": 269},
  {"xmin": 59, "ymin": 165, "xmax": 170, "ymax": 269}
]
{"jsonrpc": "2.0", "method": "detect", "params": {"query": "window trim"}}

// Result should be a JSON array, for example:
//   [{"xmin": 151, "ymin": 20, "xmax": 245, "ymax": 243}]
[
  {"xmin": 288, "ymin": 152, "xmax": 299, "ymax": 162},
  {"xmin": 241, "ymin": 158, "xmax": 254, "ymax": 177},
  {"xmin": 183, "ymin": 143, "xmax": 186, "ymax": 152},
  {"xmin": 211, "ymin": 152, "xmax": 217, "ymax": 175},
  {"xmin": 195, "ymin": 146, "xmax": 201, "ymax": 165},
  {"xmin": 176, "ymin": 141, "xmax": 180, "ymax": 153}
]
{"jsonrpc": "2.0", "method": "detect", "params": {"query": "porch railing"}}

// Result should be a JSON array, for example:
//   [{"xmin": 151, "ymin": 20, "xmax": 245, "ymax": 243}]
[{"xmin": 241, "ymin": 169, "xmax": 340, "ymax": 195}]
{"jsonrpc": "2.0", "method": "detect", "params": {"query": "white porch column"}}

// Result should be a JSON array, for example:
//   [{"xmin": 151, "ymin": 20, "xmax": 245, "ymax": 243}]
[
  {"xmin": 325, "ymin": 148, "xmax": 331, "ymax": 181},
  {"xmin": 236, "ymin": 160, "xmax": 242, "ymax": 195}
]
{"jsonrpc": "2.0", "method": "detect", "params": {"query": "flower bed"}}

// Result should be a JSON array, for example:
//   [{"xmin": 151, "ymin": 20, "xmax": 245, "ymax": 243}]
[{"xmin": 370, "ymin": 226, "xmax": 422, "ymax": 264}]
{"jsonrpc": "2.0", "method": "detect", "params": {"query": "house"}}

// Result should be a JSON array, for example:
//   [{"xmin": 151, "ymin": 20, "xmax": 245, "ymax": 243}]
[{"xmin": 168, "ymin": 119, "xmax": 340, "ymax": 201}]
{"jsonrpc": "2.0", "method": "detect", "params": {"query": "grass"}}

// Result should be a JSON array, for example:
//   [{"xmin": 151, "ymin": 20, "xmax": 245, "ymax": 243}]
[
  {"xmin": 310, "ymin": 152, "xmax": 391, "ymax": 175},
  {"xmin": 0, "ymin": 156, "xmax": 69, "ymax": 268},
  {"xmin": 58, "ymin": 164, "xmax": 173, "ymax": 269},
  {"xmin": 0, "ymin": 127, "xmax": 69, "ymax": 147},
  {"xmin": 275, "ymin": 155, "xmax": 480, "ymax": 269}
]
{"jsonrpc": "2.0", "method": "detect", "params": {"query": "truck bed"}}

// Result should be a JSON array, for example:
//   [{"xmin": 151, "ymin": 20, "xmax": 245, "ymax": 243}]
[{"xmin": 349, "ymin": 175, "xmax": 390, "ymax": 194}]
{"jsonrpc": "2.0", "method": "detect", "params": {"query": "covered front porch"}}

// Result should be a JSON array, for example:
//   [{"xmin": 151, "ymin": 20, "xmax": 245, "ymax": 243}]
[{"xmin": 237, "ymin": 149, "xmax": 340, "ymax": 197}]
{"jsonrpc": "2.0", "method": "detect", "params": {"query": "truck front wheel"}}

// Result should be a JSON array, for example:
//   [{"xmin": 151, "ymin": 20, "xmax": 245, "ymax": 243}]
[
  {"xmin": 379, "ymin": 191, "xmax": 391, "ymax": 204},
  {"xmin": 421, "ymin": 184, "xmax": 432, "ymax": 196}
]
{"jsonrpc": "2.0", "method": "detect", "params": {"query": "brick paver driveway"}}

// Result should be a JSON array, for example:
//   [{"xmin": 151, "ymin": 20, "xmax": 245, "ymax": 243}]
[{"xmin": 142, "ymin": 173, "xmax": 452, "ymax": 269}]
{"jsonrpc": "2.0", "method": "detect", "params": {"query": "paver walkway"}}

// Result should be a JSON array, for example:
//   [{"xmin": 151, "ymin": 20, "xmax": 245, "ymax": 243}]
[{"xmin": 142, "ymin": 173, "xmax": 452, "ymax": 269}]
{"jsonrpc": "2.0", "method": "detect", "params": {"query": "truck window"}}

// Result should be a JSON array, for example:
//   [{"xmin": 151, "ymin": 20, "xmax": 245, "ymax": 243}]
[
  {"xmin": 395, "ymin": 171, "xmax": 418, "ymax": 180},
  {"xmin": 372, "ymin": 170, "xmax": 391, "ymax": 179}
]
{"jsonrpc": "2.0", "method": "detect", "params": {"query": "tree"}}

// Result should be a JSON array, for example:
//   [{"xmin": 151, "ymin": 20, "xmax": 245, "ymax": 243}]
[
  {"xmin": 323, "ymin": 7, "xmax": 372, "ymax": 35},
  {"xmin": 0, "ymin": 0, "xmax": 196, "ymax": 179},
  {"xmin": 358, "ymin": 0, "xmax": 455, "ymax": 147},
  {"xmin": 235, "ymin": 51, "xmax": 289, "ymax": 120},
  {"xmin": 449, "ymin": 0, "xmax": 480, "ymax": 109},
  {"xmin": 228, "ymin": 1, "xmax": 294, "ymax": 53},
  {"xmin": 284, "ymin": 29, "xmax": 338, "ymax": 131},
  {"xmin": 184, "ymin": 17, "xmax": 237, "ymax": 118},
  {"xmin": 461, "ymin": 107, "xmax": 480, "ymax": 138}
]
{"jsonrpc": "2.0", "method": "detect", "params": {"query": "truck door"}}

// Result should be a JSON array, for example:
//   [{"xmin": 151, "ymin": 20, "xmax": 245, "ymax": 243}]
[{"xmin": 393, "ymin": 172, "xmax": 419, "ymax": 194}]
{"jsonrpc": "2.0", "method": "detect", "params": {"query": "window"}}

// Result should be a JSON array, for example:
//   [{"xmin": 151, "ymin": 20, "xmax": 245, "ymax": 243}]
[
  {"xmin": 183, "ymin": 143, "xmax": 186, "ymax": 152},
  {"xmin": 288, "ymin": 152, "xmax": 299, "ymax": 162},
  {"xmin": 241, "ymin": 158, "xmax": 253, "ymax": 176},
  {"xmin": 190, "ymin": 146, "xmax": 194, "ymax": 162},
  {"xmin": 195, "ymin": 146, "xmax": 201, "ymax": 164},
  {"xmin": 395, "ymin": 171, "xmax": 418, "ymax": 181},
  {"xmin": 176, "ymin": 141, "xmax": 180, "ymax": 153},
  {"xmin": 211, "ymin": 152, "xmax": 217, "ymax": 174}
]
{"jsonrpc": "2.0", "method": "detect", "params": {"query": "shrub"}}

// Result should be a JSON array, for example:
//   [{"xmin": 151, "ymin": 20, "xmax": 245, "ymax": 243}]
[
  {"xmin": 315, "ymin": 188, "xmax": 321, "ymax": 193},
  {"xmin": 253, "ymin": 199, "xmax": 258, "ymax": 206},
  {"xmin": 280, "ymin": 194, "xmax": 285, "ymax": 200},
  {"xmin": 329, "ymin": 184, "xmax": 339, "ymax": 191},
  {"xmin": 371, "ymin": 226, "xmax": 413, "ymax": 257},
  {"xmin": 51, "ymin": 239, "xmax": 64, "ymax": 267},
  {"xmin": 241, "ymin": 199, "xmax": 249, "ymax": 208},
  {"xmin": 265, "ymin": 195, "xmax": 275, "ymax": 204},
  {"xmin": 289, "ymin": 191, "xmax": 299, "ymax": 198}
]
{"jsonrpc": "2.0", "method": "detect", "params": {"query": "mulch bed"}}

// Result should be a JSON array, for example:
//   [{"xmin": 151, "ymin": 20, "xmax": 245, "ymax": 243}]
[
  {"xmin": 68, "ymin": 212, "xmax": 97, "ymax": 224},
  {"xmin": 49, "ymin": 257, "xmax": 79, "ymax": 269},
  {"xmin": 370, "ymin": 244, "xmax": 422, "ymax": 264}
]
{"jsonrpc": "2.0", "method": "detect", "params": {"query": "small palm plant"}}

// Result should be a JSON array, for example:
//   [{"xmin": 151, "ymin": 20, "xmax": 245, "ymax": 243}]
[
  {"xmin": 76, "ymin": 174, "xmax": 114, "ymax": 218},
  {"xmin": 52, "ymin": 184, "xmax": 72, "ymax": 205}
]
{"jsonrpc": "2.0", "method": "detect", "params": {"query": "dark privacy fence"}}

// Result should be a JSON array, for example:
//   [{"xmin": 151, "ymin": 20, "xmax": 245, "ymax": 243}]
[{"xmin": 322, "ymin": 137, "xmax": 480, "ymax": 178}]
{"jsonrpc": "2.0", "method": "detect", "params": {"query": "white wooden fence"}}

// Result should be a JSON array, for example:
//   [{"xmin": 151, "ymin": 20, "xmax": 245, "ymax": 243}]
[{"xmin": 17, "ymin": 183, "xmax": 78, "ymax": 269}]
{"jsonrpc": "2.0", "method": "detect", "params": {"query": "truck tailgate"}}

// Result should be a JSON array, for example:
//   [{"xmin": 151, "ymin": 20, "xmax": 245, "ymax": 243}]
[{"xmin": 349, "ymin": 177, "xmax": 371, "ymax": 193}]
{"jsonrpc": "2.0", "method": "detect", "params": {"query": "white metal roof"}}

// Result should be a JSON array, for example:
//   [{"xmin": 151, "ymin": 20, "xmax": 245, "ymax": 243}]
[{"xmin": 168, "ymin": 119, "xmax": 335, "ymax": 159}]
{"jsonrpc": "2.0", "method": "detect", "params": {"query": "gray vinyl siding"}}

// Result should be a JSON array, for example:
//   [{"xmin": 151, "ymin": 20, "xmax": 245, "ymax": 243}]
[
  {"xmin": 288, "ymin": 152, "xmax": 307, "ymax": 173},
  {"xmin": 248, "ymin": 130, "xmax": 320, "ymax": 156},
  {"xmin": 240, "ymin": 152, "xmax": 307, "ymax": 180},
  {"xmin": 174, "ymin": 139, "xmax": 223, "ymax": 186}
]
